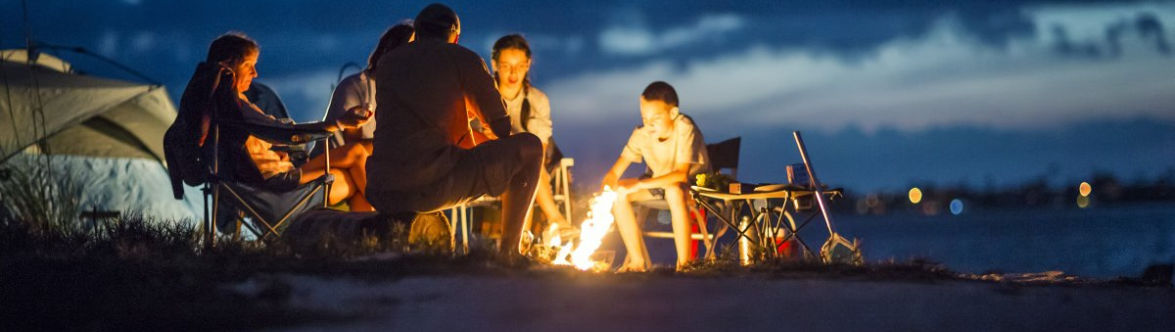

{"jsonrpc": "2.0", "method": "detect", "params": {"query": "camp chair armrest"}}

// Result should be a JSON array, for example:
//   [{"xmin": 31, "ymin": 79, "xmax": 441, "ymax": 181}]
[
  {"xmin": 269, "ymin": 144, "xmax": 308, "ymax": 153},
  {"xmin": 223, "ymin": 121, "xmax": 333, "ymax": 145}
]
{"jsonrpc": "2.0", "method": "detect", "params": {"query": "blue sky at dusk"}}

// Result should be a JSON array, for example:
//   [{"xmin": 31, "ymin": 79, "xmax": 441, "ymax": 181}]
[{"xmin": 3, "ymin": 0, "xmax": 1173, "ymax": 192}]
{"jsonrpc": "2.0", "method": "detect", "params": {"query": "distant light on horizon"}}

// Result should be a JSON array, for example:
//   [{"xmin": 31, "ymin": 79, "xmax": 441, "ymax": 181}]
[
  {"xmin": 949, "ymin": 199, "xmax": 964, "ymax": 215},
  {"xmin": 908, "ymin": 187, "xmax": 923, "ymax": 204},
  {"xmin": 1079, "ymin": 182, "xmax": 1092, "ymax": 197}
]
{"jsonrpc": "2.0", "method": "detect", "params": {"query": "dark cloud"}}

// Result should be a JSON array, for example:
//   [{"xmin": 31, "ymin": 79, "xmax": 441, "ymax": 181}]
[
  {"xmin": 2, "ymin": 0, "xmax": 1172, "ymax": 191},
  {"xmin": 1136, "ymin": 13, "xmax": 1171, "ymax": 55},
  {"xmin": 1050, "ymin": 12, "xmax": 1171, "ymax": 59}
]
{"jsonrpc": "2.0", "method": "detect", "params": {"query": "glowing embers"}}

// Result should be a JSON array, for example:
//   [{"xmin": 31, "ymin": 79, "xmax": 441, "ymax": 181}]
[
  {"xmin": 908, "ymin": 187, "xmax": 923, "ymax": 204},
  {"xmin": 549, "ymin": 188, "xmax": 618, "ymax": 271}
]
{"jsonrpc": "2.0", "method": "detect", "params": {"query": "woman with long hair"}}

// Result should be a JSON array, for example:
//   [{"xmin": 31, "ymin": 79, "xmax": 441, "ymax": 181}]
[
  {"xmin": 202, "ymin": 32, "xmax": 374, "ymax": 211},
  {"xmin": 489, "ymin": 34, "xmax": 568, "ymax": 229}
]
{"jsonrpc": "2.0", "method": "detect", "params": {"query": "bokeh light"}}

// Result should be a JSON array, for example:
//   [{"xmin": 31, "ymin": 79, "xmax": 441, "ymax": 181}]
[
  {"xmin": 949, "ymin": 199, "xmax": 964, "ymax": 215},
  {"xmin": 1077, "ymin": 195, "xmax": 1090, "ymax": 208},
  {"xmin": 908, "ymin": 187, "xmax": 923, "ymax": 204},
  {"xmin": 1079, "ymin": 182, "xmax": 1092, "ymax": 197}
]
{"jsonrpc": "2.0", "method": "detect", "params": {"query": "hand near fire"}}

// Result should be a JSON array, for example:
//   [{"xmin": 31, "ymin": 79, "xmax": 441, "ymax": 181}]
[
  {"xmin": 615, "ymin": 178, "xmax": 641, "ymax": 194},
  {"xmin": 601, "ymin": 173, "xmax": 618, "ymax": 192},
  {"xmin": 601, "ymin": 174, "xmax": 638, "ymax": 194}
]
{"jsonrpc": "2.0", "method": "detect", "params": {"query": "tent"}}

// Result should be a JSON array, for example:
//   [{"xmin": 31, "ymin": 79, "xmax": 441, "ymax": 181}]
[{"xmin": 0, "ymin": 49, "xmax": 200, "ymax": 223}]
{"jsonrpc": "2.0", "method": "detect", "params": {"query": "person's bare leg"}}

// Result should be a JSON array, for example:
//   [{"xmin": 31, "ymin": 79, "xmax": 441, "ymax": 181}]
[
  {"xmin": 301, "ymin": 143, "xmax": 368, "ymax": 172},
  {"xmin": 498, "ymin": 134, "xmax": 543, "ymax": 256},
  {"xmin": 534, "ymin": 167, "xmax": 567, "ymax": 226},
  {"xmin": 349, "ymin": 192, "xmax": 374, "ymax": 212},
  {"xmin": 302, "ymin": 168, "xmax": 355, "ymax": 205},
  {"xmin": 346, "ymin": 156, "xmax": 368, "ymax": 195},
  {"xmin": 665, "ymin": 185, "xmax": 693, "ymax": 270},
  {"xmin": 359, "ymin": 140, "xmax": 373, "ymax": 154},
  {"xmin": 613, "ymin": 191, "xmax": 650, "ymax": 271}
]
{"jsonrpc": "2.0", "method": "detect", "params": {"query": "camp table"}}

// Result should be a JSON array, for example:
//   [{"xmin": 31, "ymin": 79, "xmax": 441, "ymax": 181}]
[{"xmin": 690, "ymin": 184, "xmax": 842, "ymax": 263}]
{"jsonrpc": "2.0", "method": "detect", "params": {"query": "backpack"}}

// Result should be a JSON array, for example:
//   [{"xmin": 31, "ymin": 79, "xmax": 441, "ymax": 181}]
[{"xmin": 163, "ymin": 62, "xmax": 236, "ymax": 199}]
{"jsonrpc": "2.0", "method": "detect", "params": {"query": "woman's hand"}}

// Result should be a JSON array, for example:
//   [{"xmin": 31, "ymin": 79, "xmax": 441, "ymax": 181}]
[{"xmin": 337, "ymin": 106, "xmax": 374, "ymax": 129}]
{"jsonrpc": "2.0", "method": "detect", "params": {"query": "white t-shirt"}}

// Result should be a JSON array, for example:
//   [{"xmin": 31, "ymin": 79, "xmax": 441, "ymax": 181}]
[
  {"xmin": 323, "ymin": 72, "xmax": 377, "ymax": 146},
  {"xmin": 470, "ymin": 85, "xmax": 554, "ymax": 145},
  {"xmin": 621, "ymin": 114, "xmax": 710, "ymax": 178},
  {"xmin": 502, "ymin": 85, "xmax": 553, "ymax": 145}
]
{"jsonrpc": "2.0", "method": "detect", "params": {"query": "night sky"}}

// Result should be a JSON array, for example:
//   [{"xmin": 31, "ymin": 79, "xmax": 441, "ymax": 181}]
[{"xmin": 3, "ymin": 0, "xmax": 1173, "ymax": 192}]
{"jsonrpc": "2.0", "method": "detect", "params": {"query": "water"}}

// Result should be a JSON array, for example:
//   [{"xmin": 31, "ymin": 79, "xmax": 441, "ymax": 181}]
[
  {"xmin": 633, "ymin": 203, "xmax": 1175, "ymax": 278},
  {"xmin": 837, "ymin": 203, "xmax": 1175, "ymax": 278}
]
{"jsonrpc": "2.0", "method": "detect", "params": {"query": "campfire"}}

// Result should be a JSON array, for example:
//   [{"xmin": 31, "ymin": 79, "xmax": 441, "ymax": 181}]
[{"xmin": 545, "ymin": 188, "xmax": 618, "ymax": 271}]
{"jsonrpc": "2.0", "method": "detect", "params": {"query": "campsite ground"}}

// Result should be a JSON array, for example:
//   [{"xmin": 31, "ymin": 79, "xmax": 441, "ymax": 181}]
[
  {"xmin": 267, "ymin": 271, "xmax": 1175, "ymax": 331},
  {"xmin": 5, "ymin": 247, "xmax": 1173, "ymax": 331},
  {"xmin": 2, "ymin": 212, "xmax": 1174, "ymax": 331}
]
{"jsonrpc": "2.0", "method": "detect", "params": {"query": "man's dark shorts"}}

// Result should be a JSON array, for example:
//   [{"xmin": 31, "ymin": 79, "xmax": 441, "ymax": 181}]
[{"xmin": 368, "ymin": 133, "xmax": 539, "ymax": 213}]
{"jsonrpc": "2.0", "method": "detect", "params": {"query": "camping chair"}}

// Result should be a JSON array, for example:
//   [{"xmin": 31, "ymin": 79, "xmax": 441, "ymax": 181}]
[
  {"xmin": 637, "ymin": 136, "xmax": 740, "ymax": 261},
  {"xmin": 164, "ymin": 62, "xmax": 335, "ymax": 245},
  {"xmin": 204, "ymin": 121, "xmax": 335, "ymax": 243}
]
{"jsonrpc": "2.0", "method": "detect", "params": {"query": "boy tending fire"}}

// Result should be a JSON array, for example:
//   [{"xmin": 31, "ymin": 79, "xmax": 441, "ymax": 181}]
[{"xmin": 602, "ymin": 81, "xmax": 710, "ymax": 272}]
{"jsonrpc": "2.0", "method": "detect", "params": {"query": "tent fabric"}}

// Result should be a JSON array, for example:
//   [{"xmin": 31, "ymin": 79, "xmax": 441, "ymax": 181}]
[
  {"xmin": 0, "ymin": 57, "xmax": 175, "ymax": 163},
  {"xmin": 1, "ymin": 50, "xmax": 196, "ymax": 223},
  {"xmin": 4, "ymin": 154, "xmax": 202, "ymax": 224}
]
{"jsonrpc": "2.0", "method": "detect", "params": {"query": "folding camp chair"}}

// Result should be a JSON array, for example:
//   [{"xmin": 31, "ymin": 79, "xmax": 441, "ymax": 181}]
[
  {"xmin": 688, "ymin": 133, "xmax": 855, "ymax": 265},
  {"xmin": 204, "ymin": 120, "xmax": 335, "ymax": 243},
  {"xmin": 164, "ymin": 62, "xmax": 335, "ymax": 245},
  {"xmin": 637, "ymin": 136, "xmax": 740, "ymax": 261}
]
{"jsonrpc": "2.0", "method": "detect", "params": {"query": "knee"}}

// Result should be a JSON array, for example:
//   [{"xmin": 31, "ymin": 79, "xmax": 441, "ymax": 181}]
[
  {"xmin": 347, "ymin": 143, "xmax": 369, "ymax": 159},
  {"xmin": 664, "ymin": 185, "xmax": 684, "ymax": 197},
  {"xmin": 664, "ymin": 186, "xmax": 689, "ymax": 206},
  {"xmin": 515, "ymin": 133, "xmax": 542, "ymax": 161},
  {"xmin": 613, "ymin": 191, "xmax": 637, "ymax": 208}
]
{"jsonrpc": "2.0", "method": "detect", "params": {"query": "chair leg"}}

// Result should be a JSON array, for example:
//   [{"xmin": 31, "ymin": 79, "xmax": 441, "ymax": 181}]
[
  {"xmin": 449, "ymin": 206, "xmax": 458, "ymax": 252},
  {"xmin": 462, "ymin": 207, "xmax": 470, "ymax": 253},
  {"xmin": 209, "ymin": 184, "xmax": 220, "ymax": 247},
  {"xmin": 559, "ymin": 160, "xmax": 573, "ymax": 222}
]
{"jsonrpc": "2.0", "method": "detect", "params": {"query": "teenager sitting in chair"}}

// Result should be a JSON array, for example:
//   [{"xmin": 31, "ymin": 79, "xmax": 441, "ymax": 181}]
[
  {"xmin": 486, "ymin": 34, "xmax": 568, "ymax": 232},
  {"xmin": 602, "ymin": 81, "xmax": 710, "ymax": 272},
  {"xmin": 201, "ymin": 32, "xmax": 374, "ymax": 211}
]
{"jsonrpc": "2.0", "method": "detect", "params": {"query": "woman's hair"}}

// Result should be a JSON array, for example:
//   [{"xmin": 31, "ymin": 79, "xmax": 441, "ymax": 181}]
[
  {"xmin": 491, "ymin": 33, "xmax": 532, "ymax": 62},
  {"xmin": 206, "ymin": 32, "xmax": 258, "ymax": 65},
  {"xmin": 366, "ymin": 23, "xmax": 415, "ymax": 73},
  {"xmin": 491, "ymin": 34, "xmax": 535, "ymax": 130}
]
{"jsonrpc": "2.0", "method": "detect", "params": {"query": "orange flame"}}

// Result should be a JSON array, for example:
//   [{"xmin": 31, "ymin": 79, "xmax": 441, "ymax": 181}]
[{"xmin": 549, "ymin": 188, "xmax": 618, "ymax": 270}]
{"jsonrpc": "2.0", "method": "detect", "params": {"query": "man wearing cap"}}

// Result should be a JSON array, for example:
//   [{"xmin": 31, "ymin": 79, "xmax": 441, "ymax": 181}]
[{"xmin": 366, "ymin": 3, "xmax": 543, "ymax": 259}]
